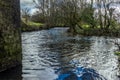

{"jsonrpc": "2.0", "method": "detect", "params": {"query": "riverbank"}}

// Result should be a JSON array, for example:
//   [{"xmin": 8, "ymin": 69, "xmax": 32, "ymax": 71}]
[
  {"xmin": 74, "ymin": 25, "xmax": 120, "ymax": 37},
  {"xmin": 21, "ymin": 22, "xmax": 120, "ymax": 37},
  {"xmin": 21, "ymin": 21, "xmax": 44, "ymax": 32},
  {"xmin": 21, "ymin": 21, "xmax": 68, "ymax": 32}
]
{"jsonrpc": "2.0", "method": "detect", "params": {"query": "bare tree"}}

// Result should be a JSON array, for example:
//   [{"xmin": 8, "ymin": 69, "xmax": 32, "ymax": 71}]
[
  {"xmin": 32, "ymin": 0, "xmax": 119, "ymax": 34},
  {"xmin": 21, "ymin": 8, "xmax": 30, "ymax": 23}
]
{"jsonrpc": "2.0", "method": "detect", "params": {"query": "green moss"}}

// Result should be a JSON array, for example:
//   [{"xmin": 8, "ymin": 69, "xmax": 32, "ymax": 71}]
[
  {"xmin": 114, "ymin": 52, "xmax": 120, "ymax": 56},
  {"xmin": 28, "ymin": 21, "xmax": 43, "ymax": 27},
  {"xmin": 0, "ymin": 0, "xmax": 21, "ymax": 71},
  {"xmin": 21, "ymin": 18, "xmax": 45, "ymax": 32},
  {"xmin": 22, "ymin": 18, "xmax": 43, "ymax": 27}
]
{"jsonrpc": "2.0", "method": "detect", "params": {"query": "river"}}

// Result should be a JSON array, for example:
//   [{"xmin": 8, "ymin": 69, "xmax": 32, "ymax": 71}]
[{"xmin": 0, "ymin": 27, "xmax": 120, "ymax": 80}]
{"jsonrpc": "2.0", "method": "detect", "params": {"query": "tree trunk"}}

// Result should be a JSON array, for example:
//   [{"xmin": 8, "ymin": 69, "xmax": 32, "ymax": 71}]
[{"xmin": 0, "ymin": 0, "xmax": 21, "ymax": 72}]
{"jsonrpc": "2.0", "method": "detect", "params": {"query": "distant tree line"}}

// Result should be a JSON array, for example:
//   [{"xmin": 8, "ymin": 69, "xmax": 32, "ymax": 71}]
[{"xmin": 26, "ymin": 0, "xmax": 120, "ymax": 35}]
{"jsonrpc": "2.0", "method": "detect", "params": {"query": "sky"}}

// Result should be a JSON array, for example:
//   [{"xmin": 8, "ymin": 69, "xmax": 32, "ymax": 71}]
[
  {"xmin": 20, "ymin": 0, "xmax": 94, "ymax": 14},
  {"xmin": 20, "ymin": 0, "xmax": 120, "ymax": 15},
  {"xmin": 20, "ymin": 0, "xmax": 38, "ymax": 14},
  {"xmin": 20, "ymin": 0, "xmax": 34, "ymax": 8}
]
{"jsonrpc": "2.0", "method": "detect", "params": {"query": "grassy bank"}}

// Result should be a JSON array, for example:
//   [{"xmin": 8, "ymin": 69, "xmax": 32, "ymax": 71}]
[
  {"xmin": 21, "ymin": 19, "xmax": 120, "ymax": 37},
  {"xmin": 21, "ymin": 19, "xmax": 44, "ymax": 32},
  {"xmin": 75, "ymin": 25, "xmax": 120, "ymax": 37}
]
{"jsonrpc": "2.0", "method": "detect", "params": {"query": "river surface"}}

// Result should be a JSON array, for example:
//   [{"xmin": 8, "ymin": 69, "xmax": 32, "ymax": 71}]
[{"xmin": 0, "ymin": 27, "xmax": 120, "ymax": 80}]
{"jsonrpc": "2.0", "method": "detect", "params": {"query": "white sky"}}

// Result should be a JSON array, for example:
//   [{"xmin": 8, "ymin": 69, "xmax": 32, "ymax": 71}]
[
  {"xmin": 20, "ymin": 0, "xmax": 36, "ymax": 14},
  {"xmin": 20, "ymin": 0, "xmax": 120, "ymax": 15},
  {"xmin": 20, "ymin": 0, "xmax": 33, "ymax": 6}
]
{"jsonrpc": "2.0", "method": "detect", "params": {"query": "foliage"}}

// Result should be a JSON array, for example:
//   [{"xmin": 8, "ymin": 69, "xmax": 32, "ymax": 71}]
[
  {"xmin": 21, "ymin": 18, "xmax": 44, "ymax": 32},
  {"xmin": 80, "ymin": 6, "xmax": 98, "ymax": 28},
  {"xmin": 31, "ymin": 13, "xmax": 45, "ymax": 23},
  {"xmin": 31, "ymin": 0, "xmax": 120, "ymax": 36},
  {"xmin": 22, "ymin": 18, "xmax": 43, "ymax": 27},
  {"xmin": 114, "ymin": 52, "xmax": 120, "ymax": 56}
]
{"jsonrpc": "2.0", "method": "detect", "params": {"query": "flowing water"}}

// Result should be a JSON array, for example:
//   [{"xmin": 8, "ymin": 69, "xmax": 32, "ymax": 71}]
[{"xmin": 0, "ymin": 27, "xmax": 120, "ymax": 80}]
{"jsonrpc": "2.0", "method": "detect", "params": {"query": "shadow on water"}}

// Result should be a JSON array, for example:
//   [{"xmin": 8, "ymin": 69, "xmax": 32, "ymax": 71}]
[
  {"xmin": 0, "ymin": 66, "xmax": 22, "ymax": 80},
  {"xmin": 56, "ymin": 67, "xmax": 107, "ymax": 80}
]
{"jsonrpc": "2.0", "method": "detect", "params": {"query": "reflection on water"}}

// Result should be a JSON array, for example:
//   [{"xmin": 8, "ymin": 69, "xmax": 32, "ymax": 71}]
[
  {"xmin": 0, "ymin": 27, "xmax": 120, "ymax": 80},
  {"xmin": 56, "ymin": 67, "xmax": 107, "ymax": 80}
]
